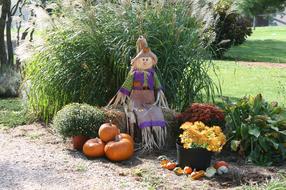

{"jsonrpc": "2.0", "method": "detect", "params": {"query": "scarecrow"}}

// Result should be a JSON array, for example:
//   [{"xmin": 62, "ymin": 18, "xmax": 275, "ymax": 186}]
[{"xmin": 108, "ymin": 36, "xmax": 169, "ymax": 151}]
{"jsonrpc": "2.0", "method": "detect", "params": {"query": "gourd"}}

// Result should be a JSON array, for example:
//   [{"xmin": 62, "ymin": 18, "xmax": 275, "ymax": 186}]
[
  {"xmin": 190, "ymin": 170, "xmax": 205, "ymax": 180},
  {"xmin": 173, "ymin": 167, "xmax": 184, "ymax": 175}
]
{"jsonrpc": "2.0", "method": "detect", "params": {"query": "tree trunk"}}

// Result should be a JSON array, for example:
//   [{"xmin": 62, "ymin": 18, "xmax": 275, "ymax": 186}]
[
  {"xmin": 0, "ymin": 1, "xmax": 8, "ymax": 68},
  {"xmin": 6, "ymin": 0, "xmax": 14, "ymax": 67},
  {"xmin": 253, "ymin": 16, "xmax": 256, "ymax": 30}
]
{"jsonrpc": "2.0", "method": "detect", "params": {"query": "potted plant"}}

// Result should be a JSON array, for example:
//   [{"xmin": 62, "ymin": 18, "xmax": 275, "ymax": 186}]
[
  {"xmin": 177, "ymin": 121, "xmax": 226, "ymax": 170},
  {"xmin": 53, "ymin": 103, "xmax": 106, "ymax": 150}
]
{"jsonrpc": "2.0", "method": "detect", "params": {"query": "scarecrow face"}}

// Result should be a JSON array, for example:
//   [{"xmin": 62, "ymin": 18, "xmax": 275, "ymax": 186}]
[{"xmin": 133, "ymin": 56, "xmax": 154, "ymax": 71}]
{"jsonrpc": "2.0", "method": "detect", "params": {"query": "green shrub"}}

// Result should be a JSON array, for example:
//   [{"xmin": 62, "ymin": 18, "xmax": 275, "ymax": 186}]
[
  {"xmin": 192, "ymin": 0, "xmax": 252, "ymax": 58},
  {"xmin": 23, "ymin": 1, "xmax": 218, "ymax": 121},
  {"xmin": 223, "ymin": 94, "xmax": 286, "ymax": 166},
  {"xmin": 53, "ymin": 103, "xmax": 105, "ymax": 139},
  {"xmin": 211, "ymin": 0, "xmax": 252, "ymax": 58}
]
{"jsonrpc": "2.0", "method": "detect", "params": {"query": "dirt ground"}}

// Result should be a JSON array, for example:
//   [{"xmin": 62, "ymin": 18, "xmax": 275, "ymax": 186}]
[
  {"xmin": 238, "ymin": 61, "xmax": 286, "ymax": 69},
  {"xmin": 0, "ymin": 124, "xmax": 285, "ymax": 190}
]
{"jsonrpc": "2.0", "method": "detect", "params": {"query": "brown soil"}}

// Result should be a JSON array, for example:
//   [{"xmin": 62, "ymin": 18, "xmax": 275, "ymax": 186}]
[
  {"xmin": 238, "ymin": 61, "xmax": 286, "ymax": 69},
  {"xmin": 0, "ymin": 124, "xmax": 285, "ymax": 190}
]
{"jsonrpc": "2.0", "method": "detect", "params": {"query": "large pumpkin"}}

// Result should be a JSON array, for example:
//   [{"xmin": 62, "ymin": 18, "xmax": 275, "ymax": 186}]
[
  {"xmin": 83, "ymin": 138, "xmax": 105, "ymax": 158},
  {"xmin": 104, "ymin": 133, "xmax": 134, "ymax": 161},
  {"xmin": 99, "ymin": 121, "xmax": 120, "ymax": 142}
]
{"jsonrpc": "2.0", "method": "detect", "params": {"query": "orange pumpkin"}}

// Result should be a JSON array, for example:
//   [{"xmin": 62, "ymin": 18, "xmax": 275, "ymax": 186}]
[
  {"xmin": 160, "ymin": 159, "xmax": 170, "ymax": 168},
  {"xmin": 99, "ymin": 121, "xmax": 120, "ymax": 142},
  {"xmin": 119, "ymin": 133, "xmax": 134, "ymax": 144},
  {"xmin": 183, "ymin": 166, "xmax": 193, "ymax": 174},
  {"xmin": 104, "ymin": 133, "xmax": 134, "ymax": 161},
  {"xmin": 165, "ymin": 162, "xmax": 177, "ymax": 170},
  {"xmin": 83, "ymin": 138, "xmax": 105, "ymax": 158}
]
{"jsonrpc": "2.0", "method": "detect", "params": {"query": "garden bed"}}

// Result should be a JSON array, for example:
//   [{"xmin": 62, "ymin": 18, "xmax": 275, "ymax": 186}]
[{"xmin": 1, "ymin": 123, "xmax": 285, "ymax": 190}]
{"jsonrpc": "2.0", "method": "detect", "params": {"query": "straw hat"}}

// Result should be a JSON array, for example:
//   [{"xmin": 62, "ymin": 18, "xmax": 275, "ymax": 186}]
[{"xmin": 131, "ymin": 36, "xmax": 158, "ymax": 65}]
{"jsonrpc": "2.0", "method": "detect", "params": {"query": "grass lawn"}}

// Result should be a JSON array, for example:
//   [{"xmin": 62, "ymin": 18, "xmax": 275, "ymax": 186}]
[
  {"xmin": 243, "ymin": 177, "xmax": 286, "ymax": 190},
  {"xmin": 224, "ymin": 26, "xmax": 286, "ymax": 63},
  {"xmin": 212, "ymin": 60, "xmax": 286, "ymax": 105},
  {"xmin": 0, "ymin": 98, "xmax": 29, "ymax": 128}
]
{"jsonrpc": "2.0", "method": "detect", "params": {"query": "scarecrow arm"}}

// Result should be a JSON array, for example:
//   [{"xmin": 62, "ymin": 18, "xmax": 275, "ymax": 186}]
[
  {"xmin": 107, "ymin": 72, "xmax": 133, "ymax": 107},
  {"xmin": 154, "ymin": 73, "xmax": 169, "ymax": 108},
  {"xmin": 119, "ymin": 72, "xmax": 133, "ymax": 96},
  {"xmin": 154, "ymin": 72, "xmax": 162, "ymax": 91}
]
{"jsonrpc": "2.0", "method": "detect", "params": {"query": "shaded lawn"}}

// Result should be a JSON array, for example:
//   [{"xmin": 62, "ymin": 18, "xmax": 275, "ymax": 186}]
[
  {"xmin": 211, "ymin": 60, "xmax": 286, "ymax": 105},
  {"xmin": 0, "ymin": 98, "xmax": 28, "ymax": 128},
  {"xmin": 224, "ymin": 26, "xmax": 286, "ymax": 63}
]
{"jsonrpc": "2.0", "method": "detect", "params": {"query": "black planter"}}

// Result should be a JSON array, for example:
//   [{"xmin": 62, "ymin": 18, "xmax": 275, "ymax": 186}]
[{"xmin": 176, "ymin": 141, "xmax": 213, "ymax": 170}]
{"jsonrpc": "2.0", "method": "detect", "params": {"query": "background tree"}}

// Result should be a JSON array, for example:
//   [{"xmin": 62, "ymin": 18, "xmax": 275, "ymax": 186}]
[
  {"xmin": 238, "ymin": 0, "xmax": 286, "ymax": 16},
  {"xmin": 0, "ymin": 0, "xmax": 24, "ymax": 69},
  {"xmin": 0, "ymin": 0, "xmax": 27, "ymax": 97},
  {"xmin": 237, "ymin": 0, "xmax": 286, "ymax": 28}
]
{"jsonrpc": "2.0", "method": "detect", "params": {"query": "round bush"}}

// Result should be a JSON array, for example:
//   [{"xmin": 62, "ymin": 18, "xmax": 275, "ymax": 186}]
[{"xmin": 53, "ymin": 103, "xmax": 105, "ymax": 139}]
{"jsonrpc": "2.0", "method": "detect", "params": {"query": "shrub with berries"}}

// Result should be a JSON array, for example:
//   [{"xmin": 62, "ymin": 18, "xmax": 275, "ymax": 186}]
[{"xmin": 176, "ymin": 103, "xmax": 225, "ymax": 127}]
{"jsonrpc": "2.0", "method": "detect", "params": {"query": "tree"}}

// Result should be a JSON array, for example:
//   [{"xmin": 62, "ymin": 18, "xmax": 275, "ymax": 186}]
[
  {"xmin": 0, "ymin": 0, "xmax": 24, "ymax": 70},
  {"xmin": 237, "ymin": 0, "xmax": 286, "ymax": 17},
  {"xmin": 0, "ymin": 0, "xmax": 26, "ymax": 97}
]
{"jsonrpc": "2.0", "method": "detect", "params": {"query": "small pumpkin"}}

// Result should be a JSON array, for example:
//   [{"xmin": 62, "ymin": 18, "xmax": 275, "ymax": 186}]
[
  {"xmin": 104, "ymin": 133, "xmax": 134, "ymax": 161},
  {"xmin": 83, "ymin": 138, "xmax": 105, "ymax": 158},
  {"xmin": 165, "ymin": 162, "xmax": 177, "ymax": 170},
  {"xmin": 99, "ymin": 120, "xmax": 120, "ymax": 142},
  {"xmin": 183, "ymin": 166, "xmax": 192, "ymax": 175},
  {"xmin": 119, "ymin": 133, "xmax": 134, "ymax": 144},
  {"xmin": 173, "ymin": 167, "xmax": 184, "ymax": 175},
  {"xmin": 214, "ymin": 161, "xmax": 229, "ymax": 169}
]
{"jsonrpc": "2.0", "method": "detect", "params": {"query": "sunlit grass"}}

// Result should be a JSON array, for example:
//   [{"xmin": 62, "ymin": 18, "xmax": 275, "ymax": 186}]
[
  {"xmin": 211, "ymin": 60, "xmax": 286, "ymax": 105},
  {"xmin": 225, "ymin": 26, "xmax": 286, "ymax": 63}
]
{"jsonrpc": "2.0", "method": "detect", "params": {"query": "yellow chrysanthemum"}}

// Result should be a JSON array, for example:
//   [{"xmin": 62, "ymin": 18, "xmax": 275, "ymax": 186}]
[{"xmin": 179, "ymin": 121, "xmax": 226, "ymax": 152}]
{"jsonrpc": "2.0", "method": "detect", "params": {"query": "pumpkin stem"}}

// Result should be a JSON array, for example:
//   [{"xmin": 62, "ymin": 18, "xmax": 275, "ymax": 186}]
[
  {"xmin": 114, "ymin": 135, "xmax": 121, "ymax": 142},
  {"xmin": 109, "ymin": 120, "xmax": 112, "ymax": 126}
]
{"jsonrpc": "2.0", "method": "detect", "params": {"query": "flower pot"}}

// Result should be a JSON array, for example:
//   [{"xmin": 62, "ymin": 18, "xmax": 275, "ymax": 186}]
[
  {"xmin": 72, "ymin": 136, "xmax": 89, "ymax": 150},
  {"xmin": 176, "ymin": 141, "xmax": 213, "ymax": 170}
]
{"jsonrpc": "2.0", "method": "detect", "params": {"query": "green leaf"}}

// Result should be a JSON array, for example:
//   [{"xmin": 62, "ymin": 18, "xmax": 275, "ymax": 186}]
[
  {"xmin": 270, "ymin": 126, "xmax": 286, "ymax": 136},
  {"xmin": 276, "ymin": 119, "xmax": 286, "ymax": 129},
  {"xmin": 267, "ymin": 138, "xmax": 279, "ymax": 150},
  {"xmin": 248, "ymin": 127, "xmax": 260, "ymax": 138},
  {"xmin": 277, "ymin": 130, "xmax": 286, "ymax": 136},
  {"xmin": 231, "ymin": 140, "xmax": 240, "ymax": 151},
  {"xmin": 258, "ymin": 137, "xmax": 269, "ymax": 152},
  {"xmin": 253, "ymin": 94, "xmax": 263, "ymax": 114},
  {"xmin": 241, "ymin": 124, "xmax": 249, "ymax": 139},
  {"xmin": 270, "ymin": 126, "xmax": 279, "ymax": 132},
  {"xmin": 270, "ymin": 107, "xmax": 282, "ymax": 115}
]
